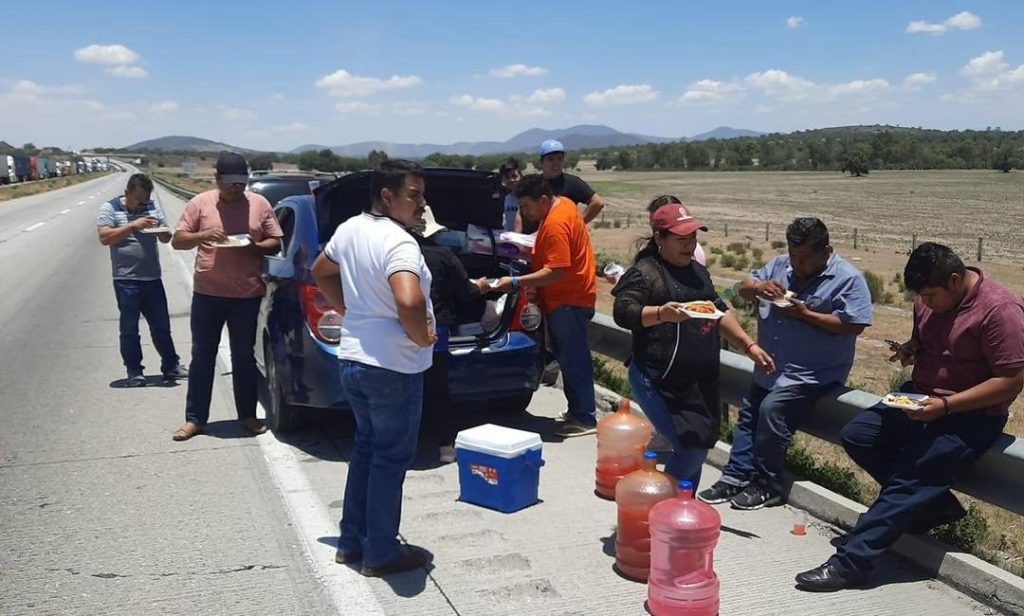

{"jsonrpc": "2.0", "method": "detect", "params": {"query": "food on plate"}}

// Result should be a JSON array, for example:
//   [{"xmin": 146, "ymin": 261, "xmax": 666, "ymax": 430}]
[
  {"xmin": 882, "ymin": 393, "xmax": 928, "ymax": 410},
  {"xmin": 140, "ymin": 226, "xmax": 171, "ymax": 234},
  {"xmin": 680, "ymin": 301, "xmax": 718, "ymax": 314},
  {"xmin": 210, "ymin": 234, "xmax": 251, "ymax": 248}
]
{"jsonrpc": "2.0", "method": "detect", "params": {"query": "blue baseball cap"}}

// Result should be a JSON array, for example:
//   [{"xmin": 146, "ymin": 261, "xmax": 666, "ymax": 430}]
[{"xmin": 539, "ymin": 139, "xmax": 565, "ymax": 157}]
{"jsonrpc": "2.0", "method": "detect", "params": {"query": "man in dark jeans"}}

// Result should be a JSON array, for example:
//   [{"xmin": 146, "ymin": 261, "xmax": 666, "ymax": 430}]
[
  {"xmin": 171, "ymin": 153, "xmax": 283, "ymax": 441},
  {"xmin": 698, "ymin": 218, "xmax": 872, "ymax": 509},
  {"xmin": 97, "ymin": 173, "xmax": 187, "ymax": 386},
  {"xmin": 796, "ymin": 243, "xmax": 1024, "ymax": 591}
]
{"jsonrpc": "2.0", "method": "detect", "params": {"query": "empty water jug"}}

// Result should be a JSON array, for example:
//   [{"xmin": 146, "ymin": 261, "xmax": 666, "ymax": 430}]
[
  {"xmin": 615, "ymin": 451, "xmax": 677, "ymax": 582},
  {"xmin": 595, "ymin": 399, "xmax": 652, "ymax": 499},
  {"xmin": 647, "ymin": 480, "xmax": 721, "ymax": 616}
]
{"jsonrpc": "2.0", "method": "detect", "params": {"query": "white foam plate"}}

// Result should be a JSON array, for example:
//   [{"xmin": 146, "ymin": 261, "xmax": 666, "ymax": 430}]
[
  {"xmin": 771, "ymin": 291, "xmax": 797, "ymax": 308},
  {"xmin": 210, "ymin": 234, "xmax": 251, "ymax": 248},
  {"xmin": 881, "ymin": 392, "xmax": 929, "ymax": 411},
  {"xmin": 140, "ymin": 226, "xmax": 171, "ymax": 234},
  {"xmin": 679, "ymin": 302, "xmax": 725, "ymax": 320}
]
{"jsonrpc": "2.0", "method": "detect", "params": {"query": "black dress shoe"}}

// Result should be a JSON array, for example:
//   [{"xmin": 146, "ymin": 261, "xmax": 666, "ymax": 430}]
[
  {"xmin": 360, "ymin": 547, "xmax": 426, "ymax": 577},
  {"xmin": 795, "ymin": 563, "xmax": 867, "ymax": 592}
]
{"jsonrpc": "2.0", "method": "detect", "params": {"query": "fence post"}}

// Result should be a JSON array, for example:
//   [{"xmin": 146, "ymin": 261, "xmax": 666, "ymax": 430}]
[
  {"xmin": 724, "ymin": 223, "xmax": 729, "ymax": 237},
  {"xmin": 626, "ymin": 214, "xmax": 630, "ymax": 228},
  {"xmin": 765, "ymin": 222, "xmax": 769, "ymax": 242},
  {"xmin": 978, "ymin": 237, "xmax": 984, "ymax": 262},
  {"xmin": 912, "ymin": 234, "xmax": 917, "ymax": 251},
  {"xmin": 854, "ymin": 228, "xmax": 859, "ymax": 250},
  {"xmin": 601, "ymin": 212, "xmax": 605, "ymax": 226}
]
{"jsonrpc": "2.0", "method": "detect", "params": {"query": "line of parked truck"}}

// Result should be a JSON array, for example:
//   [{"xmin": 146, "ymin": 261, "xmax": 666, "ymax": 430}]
[{"xmin": 0, "ymin": 155, "xmax": 108, "ymax": 185}]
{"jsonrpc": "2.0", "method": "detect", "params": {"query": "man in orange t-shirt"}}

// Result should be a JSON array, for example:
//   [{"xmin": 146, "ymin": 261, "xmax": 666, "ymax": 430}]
[{"xmin": 496, "ymin": 174, "xmax": 597, "ymax": 437}]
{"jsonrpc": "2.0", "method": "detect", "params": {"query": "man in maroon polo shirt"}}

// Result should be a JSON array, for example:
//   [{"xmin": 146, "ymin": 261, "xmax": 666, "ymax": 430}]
[{"xmin": 797, "ymin": 242, "xmax": 1024, "ymax": 592}]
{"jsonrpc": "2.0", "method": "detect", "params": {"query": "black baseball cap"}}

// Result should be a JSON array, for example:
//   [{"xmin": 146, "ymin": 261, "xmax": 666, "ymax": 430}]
[{"xmin": 215, "ymin": 152, "xmax": 249, "ymax": 184}]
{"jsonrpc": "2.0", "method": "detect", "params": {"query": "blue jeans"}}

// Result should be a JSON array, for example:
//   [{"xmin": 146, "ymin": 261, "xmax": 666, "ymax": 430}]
[
  {"xmin": 546, "ymin": 305, "xmax": 597, "ymax": 424},
  {"xmin": 629, "ymin": 362, "xmax": 709, "ymax": 487},
  {"xmin": 337, "ymin": 360, "xmax": 424, "ymax": 567},
  {"xmin": 830, "ymin": 405, "xmax": 1005, "ymax": 573},
  {"xmin": 183, "ymin": 293, "xmax": 261, "ymax": 425},
  {"xmin": 721, "ymin": 382, "xmax": 831, "ymax": 490},
  {"xmin": 113, "ymin": 279, "xmax": 179, "ymax": 375}
]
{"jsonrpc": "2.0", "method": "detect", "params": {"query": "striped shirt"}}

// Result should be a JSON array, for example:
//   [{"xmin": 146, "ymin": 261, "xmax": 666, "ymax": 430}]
[{"xmin": 96, "ymin": 197, "xmax": 168, "ymax": 280}]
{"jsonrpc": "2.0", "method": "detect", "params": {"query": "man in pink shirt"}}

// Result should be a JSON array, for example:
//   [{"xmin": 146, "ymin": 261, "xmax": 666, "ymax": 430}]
[
  {"xmin": 797, "ymin": 242, "xmax": 1024, "ymax": 591},
  {"xmin": 170, "ymin": 152, "xmax": 283, "ymax": 441}
]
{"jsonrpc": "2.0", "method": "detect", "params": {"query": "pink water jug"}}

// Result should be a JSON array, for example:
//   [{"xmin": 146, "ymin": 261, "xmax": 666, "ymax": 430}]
[
  {"xmin": 647, "ymin": 481, "xmax": 721, "ymax": 616},
  {"xmin": 595, "ymin": 399, "xmax": 652, "ymax": 499},
  {"xmin": 615, "ymin": 451, "xmax": 677, "ymax": 582}
]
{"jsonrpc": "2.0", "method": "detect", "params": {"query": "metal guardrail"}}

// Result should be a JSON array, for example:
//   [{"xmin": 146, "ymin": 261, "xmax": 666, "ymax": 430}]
[
  {"xmin": 152, "ymin": 175, "xmax": 197, "ymax": 201},
  {"xmin": 589, "ymin": 312, "xmax": 1024, "ymax": 516}
]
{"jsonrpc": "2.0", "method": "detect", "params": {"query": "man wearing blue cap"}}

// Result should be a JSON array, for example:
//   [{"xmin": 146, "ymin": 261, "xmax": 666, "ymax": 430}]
[{"xmin": 535, "ymin": 139, "xmax": 604, "ymax": 232}]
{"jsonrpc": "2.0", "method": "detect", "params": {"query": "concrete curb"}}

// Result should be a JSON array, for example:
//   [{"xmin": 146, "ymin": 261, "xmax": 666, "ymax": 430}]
[{"xmin": 589, "ymin": 382, "xmax": 1023, "ymax": 614}]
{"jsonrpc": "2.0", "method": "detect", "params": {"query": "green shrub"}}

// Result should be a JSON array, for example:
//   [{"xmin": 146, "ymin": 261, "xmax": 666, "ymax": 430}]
[
  {"xmin": 932, "ymin": 503, "xmax": 989, "ymax": 553},
  {"xmin": 786, "ymin": 444, "xmax": 864, "ymax": 502},
  {"xmin": 720, "ymin": 253, "xmax": 736, "ymax": 268},
  {"xmin": 592, "ymin": 355, "xmax": 631, "ymax": 398},
  {"xmin": 889, "ymin": 369, "xmax": 910, "ymax": 393},
  {"xmin": 863, "ymin": 270, "xmax": 886, "ymax": 303},
  {"xmin": 706, "ymin": 257, "xmax": 717, "ymax": 267},
  {"xmin": 593, "ymin": 251, "xmax": 620, "ymax": 275},
  {"xmin": 710, "ymin": 246, "xmax": 724, "ymax": 255},
  {"xmin": 752, "ymin": 260, "xmax": 765, "ymax": 270},
  {"xmin": 727, "ymin": 242, "xmax": 747, "ymax": 256},
  {"xmin": 751, "ymin": 247, "xmax": 764, "ymax": 259},
  {"xmin": 612, "ymin": 218, "xmax": 622, "ymax": 229},
  {"xmin": 732, "ymin": 255, "xmax": 750, "ymax": 271},
  {"xmin": 770, "ymin": 240, "xmax": 786, "ymax": 250}
]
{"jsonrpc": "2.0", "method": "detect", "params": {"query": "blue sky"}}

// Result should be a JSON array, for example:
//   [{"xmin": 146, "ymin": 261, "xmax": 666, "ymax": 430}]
[{"xmin": 2, "ymin": 1, "xmax": 1022, "ymax": 151}]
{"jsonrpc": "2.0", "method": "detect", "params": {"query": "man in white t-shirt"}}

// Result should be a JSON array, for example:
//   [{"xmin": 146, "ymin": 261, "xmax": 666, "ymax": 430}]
[{"xmin": 311, "ymin": 160, "xmax": 436, "ymax": 577}]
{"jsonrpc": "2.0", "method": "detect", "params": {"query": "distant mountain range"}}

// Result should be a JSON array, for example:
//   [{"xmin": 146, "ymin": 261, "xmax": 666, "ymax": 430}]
[{"xmin": 119, "ymin": 125, "xmax": 765, "ymax": 157}]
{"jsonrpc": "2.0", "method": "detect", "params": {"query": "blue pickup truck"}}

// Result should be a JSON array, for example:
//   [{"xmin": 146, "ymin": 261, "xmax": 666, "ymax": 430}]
[{"xmin": 256, "ymin": 167, "xmax": 545, "ymax": 431}]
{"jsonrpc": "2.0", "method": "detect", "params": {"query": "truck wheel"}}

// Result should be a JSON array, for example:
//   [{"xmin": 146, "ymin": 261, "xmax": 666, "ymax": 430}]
[{"xmin": 264, "ymin": 340, "xmax": 302, "ymax": 433}]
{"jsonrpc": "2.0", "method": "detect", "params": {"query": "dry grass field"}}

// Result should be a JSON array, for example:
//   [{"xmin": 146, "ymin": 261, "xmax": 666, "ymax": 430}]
[
  {"xmin": 0, "ymin": 172, "xmax": 115, "ymax": 203},
  {"xmin": 582, "ymin": 168, "xmax": 1024, "ymax": 576}
]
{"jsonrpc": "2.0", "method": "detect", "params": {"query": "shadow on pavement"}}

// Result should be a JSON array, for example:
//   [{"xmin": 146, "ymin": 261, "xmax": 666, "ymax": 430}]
[
  {"xmin": 314, "ymin": 536, "xmax": 434, "ymax": 598},
  {"xmin": 108, "ymin": 375, "xmax": 182, "ymax": 388},
  {"xmin": 201, "ymin": 420, "xmax": 264, "ymax": 439}
]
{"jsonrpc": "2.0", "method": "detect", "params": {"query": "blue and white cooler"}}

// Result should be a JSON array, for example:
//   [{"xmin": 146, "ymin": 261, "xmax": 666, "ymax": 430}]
[{"xmin": 454, "ymin": 424, "xmax": 545, "ymax": 513}]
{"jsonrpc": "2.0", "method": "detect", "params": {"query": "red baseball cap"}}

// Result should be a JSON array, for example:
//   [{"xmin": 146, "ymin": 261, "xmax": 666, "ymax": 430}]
[{"xmin": 652, "ymin": 203, "xmax": 708, "ymax": 236}]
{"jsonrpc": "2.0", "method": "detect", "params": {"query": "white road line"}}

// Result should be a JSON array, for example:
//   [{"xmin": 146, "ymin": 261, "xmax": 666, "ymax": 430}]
[
  {"xmin": 167, "ymin": 247, "xmax": 384, "ymax": 616},
  {"xmin": 88, "ymin": 196, "xmax": 95, "ymax": 199},
  {"xmin": 77, "ymin": 201, "xmax": 85, "ymax": 205},
  {"xmin": 60, "ymin": 208, "xmax": 71, "ymax": 215},
  {"xmin": 24, "ymin": 222, "xmax": 45, "ymax": 232}
]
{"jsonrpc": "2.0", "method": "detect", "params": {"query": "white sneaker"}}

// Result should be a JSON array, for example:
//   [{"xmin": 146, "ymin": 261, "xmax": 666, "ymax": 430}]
[{"xmin": 439, "ymin": 445, "xmax": 456, "ymax": 464}]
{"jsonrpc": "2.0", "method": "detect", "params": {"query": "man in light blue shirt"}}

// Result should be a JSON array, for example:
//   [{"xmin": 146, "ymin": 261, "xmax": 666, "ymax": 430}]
[{"xmin": 698, "ymin": 218, "xmax": 872, "ymax": 509}]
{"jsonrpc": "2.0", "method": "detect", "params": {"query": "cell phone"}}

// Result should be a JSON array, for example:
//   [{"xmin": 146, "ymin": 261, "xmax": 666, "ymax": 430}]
[{"xmin": 884, "ymin": 339, "xmax": 902, "ymax": 350}]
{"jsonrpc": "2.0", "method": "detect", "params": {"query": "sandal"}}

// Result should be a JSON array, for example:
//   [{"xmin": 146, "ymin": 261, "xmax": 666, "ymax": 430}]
[
  {"xmin": 239, "ymin": 418, "xmax": 268, "ymax": 436},
  {"xmin": 172, "ymin": 422, "xmax": 202, "ymax": 441}
]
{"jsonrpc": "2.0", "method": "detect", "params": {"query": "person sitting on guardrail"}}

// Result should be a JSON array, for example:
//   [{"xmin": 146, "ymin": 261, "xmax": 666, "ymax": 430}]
[
  {"xmin": 493, "ymin": 173, "xmax": 599, "ymax": 437},
  {"xmin": 96, "ymin": 173, "xmax": 187, "ymax": 387},
  {"xmin": 612, "ymin": 203, "xmax": 773, "ymax": 486},
  {"xmin": 604, "ymin": 195, "xmax": 706, "ymax": 284},
  {"xmin": 170, "ymin": 152, "xmax": 283, "ymax": 441},
  {"xmin": 698, "ymin": 217, "xmax": 873, "ymax": 510},
  {"xmin": 413, "ymin": 205, "xmax": 490, "ymax": 463},
  {"xmin": 797, "ymin": 242, "xmax": 1024, "ymax": 592},
  {"xmin": 311, "ymin": 159, "xmax": 436, "ymax": 577}
]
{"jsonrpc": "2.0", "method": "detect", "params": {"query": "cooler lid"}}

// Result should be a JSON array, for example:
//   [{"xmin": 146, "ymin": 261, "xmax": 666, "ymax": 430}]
[{"xmin": 455, "ymin": 424, "xmax": 542, "ymax": 458}]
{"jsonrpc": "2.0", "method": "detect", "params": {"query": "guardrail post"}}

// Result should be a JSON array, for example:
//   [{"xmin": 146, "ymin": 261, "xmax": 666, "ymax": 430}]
[
  {"xmin": 977, "ymin": 237, "xmax": 983, "ymax": 262},
  {"xmin": 854, "ymin": 228, "xmax": 858, "ymax": 250}
]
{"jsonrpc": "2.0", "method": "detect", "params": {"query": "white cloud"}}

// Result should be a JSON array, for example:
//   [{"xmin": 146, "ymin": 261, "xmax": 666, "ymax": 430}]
[
  {"xmin": 903, "ymin": 72, "xmax": 937, "ymax": 90},
  {"xmin": 315, "ymin": 69, "xmax": 422, "ymax": 97},
  {"xmin": 828, "ymin": 78, "xmax": 891, "ymax": 97},
  {"xmin": 389, "ymin": 101, "xmax": 430, "ymax": 116},
  {"xmin": 786, "ymin": 16, "xmax": 804, "ymax": 29},
  {"xmin": 110, "ymin": 65, "xmax": 147, "ymax": 79},
  {"xmin": 73, "ymin": 44, "xmax": 140, "ymax": 65},
  {"xmin": 677, "ymin": 79, "xmax": 745, "ymax": 105},
  {"xmin": 526, "ymin": 87, "xmax": 566, "ymax": 104},
  {"xmin": 146, "ymin": 100, "xmax": 178, "ymax": 114},
  {"xmin": 9, "ymin": 80, "xmax": 87, "ymax": 97},
  {"xmin": 962, "ymin": 50, "xmax": 1007, "ymax": 75},
  {"xmin": 450, "ymin": 94, "xmax": 505, "ymax": 111},
  {"xmin": 583, "ymin": 84, "xmax": 658, "ymax": 106},
  {"xmin": 217, "ymin": 106, "xmax": 256, "ymax": 122},
  {"xmin": 745, "ymin": 70, "xmax": 817, "ymax": 101},
  {"xmin": 273, "ymin": 122, "xmax": 309, "ymax": 133},
  {"xmin": 489, "ymin": 64, "xmax": 547, "ymax": 78},
  {"xmin": 335, "ymin": 101, "xmax": 377, "ymax": 115},
  {"xmin": 271, "ymin": 93, "xmax": 285, "ymax": 100},
  {"xmin": 906, "ymin": 10, "xmax": 981, "ymax": 35}
]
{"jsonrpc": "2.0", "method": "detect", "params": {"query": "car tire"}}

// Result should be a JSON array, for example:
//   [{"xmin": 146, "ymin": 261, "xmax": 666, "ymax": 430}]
[
  {"xmin": 491, "ymin": 392, "xmax": 534, "ymax": 415},
  {"xmin": 264, "ymin": 340, "xmax": 302, "ymax": 433}
]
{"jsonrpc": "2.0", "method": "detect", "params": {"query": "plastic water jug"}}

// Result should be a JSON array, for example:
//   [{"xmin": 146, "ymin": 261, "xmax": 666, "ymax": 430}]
[
  {"xmin": 615, "ymin": 451, "xmax": 677, "ymax": 582},
  {"xmin": 595, "ymin": 399, "xmax": 652, "ymax": 499},
  {"xmin": 647, "ymin": 481, "xmax": 721, "ymax": 616}
]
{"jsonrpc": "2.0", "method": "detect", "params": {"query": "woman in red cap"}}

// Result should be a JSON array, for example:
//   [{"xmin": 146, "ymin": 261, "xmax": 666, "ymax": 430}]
[{"xmin": 612, "ymin": 201, "xmax": 774, "ymax": 486}]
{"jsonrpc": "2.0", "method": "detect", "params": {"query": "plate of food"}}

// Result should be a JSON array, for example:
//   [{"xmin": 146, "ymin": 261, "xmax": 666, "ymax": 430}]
[
  {"xmin": 140, "ymin": 226, "xmax": 171, "ymax": 234},
  {"xmin": 209, "ymin": 233, "xmax": 251, "ymax": 249},
  {"xmin": 771, "ymin": 290, "xmax": 797, "ymax": 308},
  {"xmin": 881, "ymin": 392, "xmax": 929, "ymax": 411},
  {"xmin": 679, "ymin": 300, "xmax": 725, "ymax": 320}
]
